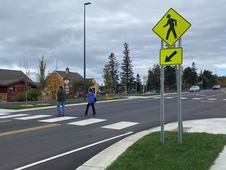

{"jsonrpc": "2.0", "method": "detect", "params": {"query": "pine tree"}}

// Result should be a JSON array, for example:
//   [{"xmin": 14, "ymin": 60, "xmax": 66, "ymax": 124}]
[
  {"xmin": 103, "ymin": 64, "xmax": 114, "ymax": 92},
  {"xmin": 136, "ymin": 74, "xmax": 142, "ymax": 93},
  {"xmin": 120, "ymin": 43, "xmax": 134, "ymax": 92},
  {"xmin": 108, "ymin": 52, "xmax": 120, "ymax": 93},
  {"xmin": 38, "ymin": 55, "xmax": 47, "ymax": 102},
  {"xmin": 38, "ymin": 55, "xmax": 47, "ymax": 92}
]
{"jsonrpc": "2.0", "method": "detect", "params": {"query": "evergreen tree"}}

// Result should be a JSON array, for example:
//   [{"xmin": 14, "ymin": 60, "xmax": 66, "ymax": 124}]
[
  {"xmin": 148, "ymin": 64, "xmax": 160, "ymax": 91},
  {"xmin": 164, "ymin": 66, "xmax": 176, "ymax": 91},
  {"xmin": 183, "ymin": 62, "xmax": 198, "ymax": 88},
  {"xmin": 136, "ymin": 74, "xmax": 142, "ymax": 93},
  {"xmin": 200, "ymin": 70, "xmax": 216, "ymax": 89},
  {"xmin": 191, "ymin": 62, "xmax": 198, "ymax": 84},
  {"xmin": 108, "ymin": 52, "xmax": 120, "ymax": 93},
  {"xmin": 38, "ymin": 55, "xmax": 47, "ymax": 102},
  {"xmin": 121, "ymin": 43, "xmax": 134, "ymax": 92},
  {"xmin": 103, "ymin": 64, "xmax": 114, "ymax": 92}
]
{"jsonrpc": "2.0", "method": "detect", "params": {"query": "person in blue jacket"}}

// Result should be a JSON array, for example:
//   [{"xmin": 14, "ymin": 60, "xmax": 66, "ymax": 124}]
[{"xmin": 85, "ymin": 88, "xmax": 96, "ymax": 115}]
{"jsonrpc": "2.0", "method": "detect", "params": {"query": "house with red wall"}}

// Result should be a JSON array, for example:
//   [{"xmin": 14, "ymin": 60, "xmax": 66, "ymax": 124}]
[{"xmin": 0, "ymin": 69, "xmax": 38, "ymax": 102}]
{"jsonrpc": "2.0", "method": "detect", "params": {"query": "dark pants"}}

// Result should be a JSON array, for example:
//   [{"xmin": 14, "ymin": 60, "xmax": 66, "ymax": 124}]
[{"xmin": 85, "ymin": 103, "xmax": 96, "ymax": 115}]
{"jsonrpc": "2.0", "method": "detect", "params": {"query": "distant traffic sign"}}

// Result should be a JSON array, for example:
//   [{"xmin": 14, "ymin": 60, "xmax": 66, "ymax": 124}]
[
  {"xmin": 153, "ymin": 8, "xmax": 191, "ymax": 47},
  {"xmin": 160, "ymin": 47, "xmax": 183, "ymax": 65}
]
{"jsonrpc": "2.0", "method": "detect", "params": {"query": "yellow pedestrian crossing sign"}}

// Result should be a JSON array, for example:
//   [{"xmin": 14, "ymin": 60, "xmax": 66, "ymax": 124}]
[
  {"xmin": 160, "ymin": 47, "xmax": 183, "ymax": 65},
  {"xmin": 153, "ymin": 8, "xmax": 191, "ymax": 47}
]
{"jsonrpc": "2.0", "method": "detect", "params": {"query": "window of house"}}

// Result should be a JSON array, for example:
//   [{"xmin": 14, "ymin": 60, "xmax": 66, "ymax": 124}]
[{"xmin": 9, "ymin": 86, "xmax": 16, "ymax": 93}]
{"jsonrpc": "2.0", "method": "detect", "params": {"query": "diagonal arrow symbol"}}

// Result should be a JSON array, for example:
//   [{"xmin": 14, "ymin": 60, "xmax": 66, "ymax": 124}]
[{"xmin": 165, "ymin": 50, "xmax": 177, "ymax": 62}]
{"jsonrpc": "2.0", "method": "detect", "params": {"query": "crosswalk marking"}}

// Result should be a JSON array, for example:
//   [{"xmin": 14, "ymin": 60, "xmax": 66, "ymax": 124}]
[
  {"xmin": 68, "ymin": 118, "xmax": 106, "ymax": 126},
  {"xmin": 165, "ymin": 97, "xmax": 174, "ymax": 99},
  {"xmin": 192, "ymin": 98, "xmax": 201, "ymax": 100},
  {"xmin": 0, "ymin": 113, "xmax": 10, "ymax": 116},
  {"xmin": 15, "ymin": 115, "xmax": 51, "ymax": 120},
  {"xmin": 208, "ymin": 98, "xmax": 217, "ymax": 101},
  {"xmin": 102, "ymin": 121, "xmax": 139, "ymax": 130},
  {"xmin": 39, "ymin": 116, "xmax": 77, "ymax": 123},
  {"xmin": 152, "ymin": 97, "xmax": 160, "ymax": 99},
  {"xmin": 201, "ymin": 101, "xmax": 214, "ymax": 103},
  {"xmin": 0, "ymin": 114, "xmax": 29, "ymax": 119}
]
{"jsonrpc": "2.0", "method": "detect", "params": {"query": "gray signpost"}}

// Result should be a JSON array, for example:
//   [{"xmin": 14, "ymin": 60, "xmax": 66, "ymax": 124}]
[
  {"xmin": 160, "ymin": 40, "xmax": 165, "ymax": 144},
  {"xmin": 153, "ymin": 8, "xmax": 191, "ymax": 144}
]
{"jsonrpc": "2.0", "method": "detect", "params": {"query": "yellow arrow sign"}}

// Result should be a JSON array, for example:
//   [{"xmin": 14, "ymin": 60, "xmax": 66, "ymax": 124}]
[
  {"xmin": 153, "ymin": 8, "xmax": 191, "ymax": 47},
  {"xmin": 160, "ymin": 47, "xmax": 183, "ymax": 65}
]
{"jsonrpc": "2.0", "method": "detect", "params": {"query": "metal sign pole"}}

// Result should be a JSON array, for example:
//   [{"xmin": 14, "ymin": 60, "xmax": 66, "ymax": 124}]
[
  {"xmin": 160, "ymin": 40, "xmax": 165, "ymax": 144},
  {"xmin": 178, "ymin": 38, "xmax": 183, "ymax": 144}
]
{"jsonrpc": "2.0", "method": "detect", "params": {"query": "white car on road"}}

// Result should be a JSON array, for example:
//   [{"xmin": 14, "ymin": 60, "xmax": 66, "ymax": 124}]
[{"xmin": 189, "ymin": 85, "xmax": 200, "ymax": 92}]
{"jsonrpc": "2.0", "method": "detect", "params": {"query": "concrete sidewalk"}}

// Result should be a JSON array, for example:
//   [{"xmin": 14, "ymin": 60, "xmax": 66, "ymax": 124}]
[{"xmin": 77, "ymin": 118, "xmax": 226, "ymax": 170}]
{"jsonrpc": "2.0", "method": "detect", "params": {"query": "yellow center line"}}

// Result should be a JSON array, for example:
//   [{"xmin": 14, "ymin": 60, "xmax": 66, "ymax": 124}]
[
  {"xmin": 0, "ymin": 123, "xmax": 61, "ymax": 137},
  {"xmin": 0, "ymin": 120, "xmax": 12, "ymax": 123}
]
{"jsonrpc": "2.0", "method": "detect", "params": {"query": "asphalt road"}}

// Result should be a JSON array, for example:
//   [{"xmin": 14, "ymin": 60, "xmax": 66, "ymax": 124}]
[{"xmin": 0, "ymin": 89, "xmax": 226, "ymax": 170}]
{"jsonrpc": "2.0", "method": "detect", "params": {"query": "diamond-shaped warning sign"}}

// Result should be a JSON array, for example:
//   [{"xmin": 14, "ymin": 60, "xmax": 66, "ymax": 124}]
[{"xmin": 153, "ymin": 8, "xmax": 191, "ymax": 47}]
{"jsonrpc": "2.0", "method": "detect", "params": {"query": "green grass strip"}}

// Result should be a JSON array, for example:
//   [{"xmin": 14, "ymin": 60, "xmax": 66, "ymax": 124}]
[{"xmin": 107, "ymin": 131, "xmax": 226, "ymax": 170}]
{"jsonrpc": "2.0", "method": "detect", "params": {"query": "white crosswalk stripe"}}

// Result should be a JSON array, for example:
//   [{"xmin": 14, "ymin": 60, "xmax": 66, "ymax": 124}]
[
  {"xmin": 0, "ymin": 113, "xmax": 10, "ymax": 116},
  {"xmin": 192, "ymin": 98, "xmax": 201, "ymax": 100},
  {"xmin": 15, "ymin": 115, "xmax": 51, "ymax": 120},
  {"xmin": 165, "ymin": 97, "xmax": 174, "ymax": 99},
  {"xmin": 0, "ymin": 114, "xmax": 29, "ymax": 119},
  {"xmin": 68, "ymin": 118, "xmax": 106, "ymax": 126},
  {"xmin": 208, "ymin": 98, "xmax": 217, "ymax": 101},
  {"xmin": 102, "ymin": 121, "xmax": 139, "ymax": 130},
  {"xmin": 201, "ymin": 100, "xmax": 214, "ymax": 103},
  {"xmin": 39, "ymin": 116, "xmax": 77, "ymax": 123},
  {"xmin": 152, "ymin": 97, "xmax": 160, "ymax": 99}
]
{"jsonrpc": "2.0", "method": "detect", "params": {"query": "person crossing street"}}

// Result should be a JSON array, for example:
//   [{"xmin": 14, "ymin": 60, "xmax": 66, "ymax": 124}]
[
  {"xmin": 57, "ymin": 86, "xmax": 66, "ymax": 117},
  {"xmin": 84, "ymin": 88, "xmax": 96, "ymax": 115}
]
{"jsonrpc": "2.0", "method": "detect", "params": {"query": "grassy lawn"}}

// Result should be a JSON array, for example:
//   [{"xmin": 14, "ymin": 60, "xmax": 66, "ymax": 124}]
[
  {"xmin": 107, "ymin": 131, "xmax": 226, "ymax": 170},
  {"xmin": 0, "ymin": 93, "xmax": 159, "ymax": 110},
  {"xmin": 0, "ymin": 95, "xmax": 125, "ymax": 110}
]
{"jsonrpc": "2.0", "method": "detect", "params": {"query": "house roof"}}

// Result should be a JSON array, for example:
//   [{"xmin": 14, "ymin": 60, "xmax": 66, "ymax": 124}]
[
  {"xmin": 55, "ymin": 70, "xmax": 83, "ymax": 83},
  {"xmin": 0, "ymin": 69, "xmax": 34, "ymax": 86}
]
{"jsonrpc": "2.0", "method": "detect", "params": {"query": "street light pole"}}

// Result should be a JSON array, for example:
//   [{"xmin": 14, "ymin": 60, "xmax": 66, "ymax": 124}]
[{"xmin": 84, "ymin": 2, "xmax": 91, "ymax": 101}]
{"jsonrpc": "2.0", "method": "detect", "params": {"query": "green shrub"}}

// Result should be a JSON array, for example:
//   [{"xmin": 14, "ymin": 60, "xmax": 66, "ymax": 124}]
[
  {"xmin": 27, "ymin": 89, "xmax": 41, "ymax": 101},
  {"xmin": 15, "ymin": 93, "xmax": 26, "ymax": 101},
  {"xmin": 15, "ymin": 89, "xmax": 41, "ymax": 101}
]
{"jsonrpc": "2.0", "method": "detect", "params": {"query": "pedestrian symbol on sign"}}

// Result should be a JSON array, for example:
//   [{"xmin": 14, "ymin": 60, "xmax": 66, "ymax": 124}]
[
  {"xmin": 163, "ymin": 14, "xmax": 177, "ymax": 40},
  {"xmin": 152, "ymin": 8, "xmax": 191, "ymax": 47}
]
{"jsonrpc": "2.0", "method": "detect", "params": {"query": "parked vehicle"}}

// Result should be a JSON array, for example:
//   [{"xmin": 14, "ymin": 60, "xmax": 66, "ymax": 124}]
[
  {"xmin": 189, "ymin": 85, "xmax": 200, "ymax": 92},
  {"xmin": 146, "ymin": 90, "xmax": 157, "ymax": 94},
  {"xmin": 212, "ymin": 85, "xmax": 220, "ymax": 90}
]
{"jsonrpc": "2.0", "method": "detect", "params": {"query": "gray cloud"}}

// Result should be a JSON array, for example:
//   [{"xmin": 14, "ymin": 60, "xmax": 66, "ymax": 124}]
[{"xmin": 0, "ymin": 0, "xmax": 226, "ymax": 83}]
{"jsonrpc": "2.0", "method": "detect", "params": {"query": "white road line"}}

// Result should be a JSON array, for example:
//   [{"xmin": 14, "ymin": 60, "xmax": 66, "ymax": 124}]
[
  {"xmin": 0, "ymin": 114, "xmax": 29, "ymax": 119},
  {"xmin": 192, "ymin": 98, "xmax": 201, "ymax": 100},
  {"xmin": 68, "ymin": 118, "xmax": 106, "ymax": 126},
  {"xmin": 181, "ymin": 97, "xmax": 187, "ymax": 99},
  {"xmin": 0, "ymin": 113, "xmax": 10, "ymax": 116},
  {"xmin": 14, "ymin": 131, "xmax": 133, "ymax": 170},
  {"xmin": 102, "ymin": 121, "xmax": 139, "ymax": 130},
  {"xmin": 39, "ymin": 116, "xmax": 77, "ymax": 123},
  {"xmin": 15, "ymin": 115, "xmax": 51, "ymax": 120},
  {"xmin": 207, "ymin": 98, "xmax": 217, "ymax": 101},
  {"xmin": 201, "ymin": 101, "xmax": 214, "ymax": 103},
  {"xmin": 165, "ymin": 97, "xmax": 174, "ymax": 99}
]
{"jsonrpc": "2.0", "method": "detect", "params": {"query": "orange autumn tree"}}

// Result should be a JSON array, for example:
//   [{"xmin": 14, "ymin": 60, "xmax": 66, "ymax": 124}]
[{"xmin": 47, "ymin": 72, "xmax": 64, "ymax": 99}]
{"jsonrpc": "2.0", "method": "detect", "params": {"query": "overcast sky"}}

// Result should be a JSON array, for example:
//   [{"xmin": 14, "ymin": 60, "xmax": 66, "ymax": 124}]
[{"xmin": 0, "ymin": 0, "xmax": 225, "ymax": 84}]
